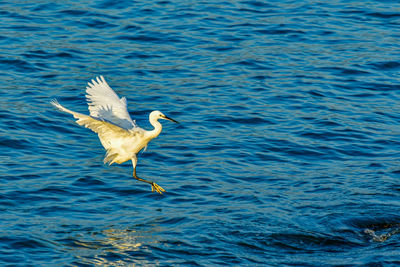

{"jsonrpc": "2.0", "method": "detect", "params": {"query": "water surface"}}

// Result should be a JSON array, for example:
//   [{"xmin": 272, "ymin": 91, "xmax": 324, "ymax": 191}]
[{"xmin": 1, "ymin": 0, "xmax": 400, "ymax": 266}]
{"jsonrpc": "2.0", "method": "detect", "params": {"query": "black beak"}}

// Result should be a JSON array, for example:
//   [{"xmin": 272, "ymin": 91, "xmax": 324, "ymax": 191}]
[{"xmin": 163, "ymin": 115, "xmax": 179, "ymax": 123}]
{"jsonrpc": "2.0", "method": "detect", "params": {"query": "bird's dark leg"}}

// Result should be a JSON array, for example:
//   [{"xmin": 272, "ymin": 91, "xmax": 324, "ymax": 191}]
[{"xmin": 132, "ymin": 159, "xmax": 165, "ymax": 194}]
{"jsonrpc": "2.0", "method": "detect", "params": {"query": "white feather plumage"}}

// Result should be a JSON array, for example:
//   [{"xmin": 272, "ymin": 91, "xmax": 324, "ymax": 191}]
[
  {"xmin": 51, "ymin": 76, "xmax": 178, "ymax": 194},
  {"xmin": 86, "ymin": 75, "xmax": 136, "ymax": 130}
]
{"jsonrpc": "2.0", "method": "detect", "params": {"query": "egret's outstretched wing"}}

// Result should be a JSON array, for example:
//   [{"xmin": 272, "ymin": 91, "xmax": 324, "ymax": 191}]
[
  {"xmin": 86, "ymin": 76, "xmax": 136, "ymax": 130},
  {"xmin": 51, "ymin": 99, "xmax": 131, "ymax": 139},
  {"xmin": 51, "ymin": 99, "xmax": 132, "ymax": 164}
]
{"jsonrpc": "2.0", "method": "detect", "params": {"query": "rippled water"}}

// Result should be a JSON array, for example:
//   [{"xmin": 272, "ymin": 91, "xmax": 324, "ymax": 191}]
[{"xmin": 1, "ymin": 0, "xmax": 400, "ymax": 265}]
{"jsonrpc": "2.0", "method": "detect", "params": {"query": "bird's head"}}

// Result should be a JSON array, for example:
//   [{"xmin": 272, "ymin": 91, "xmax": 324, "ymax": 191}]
[{"xmin": 150, "ymin": 110, "xmax": 179, "ymax": 123}]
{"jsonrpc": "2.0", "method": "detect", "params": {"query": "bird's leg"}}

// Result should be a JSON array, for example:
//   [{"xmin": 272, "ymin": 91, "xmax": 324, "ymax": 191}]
[{"xmin": 132, "ymin": 160, "xmax": 165, "ymax": 194}]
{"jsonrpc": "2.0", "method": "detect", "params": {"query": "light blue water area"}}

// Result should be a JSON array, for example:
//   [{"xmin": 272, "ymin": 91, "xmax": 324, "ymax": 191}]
[{"xmin": 1, "ymin": 0, "xmax": 400, "ymax": 265}]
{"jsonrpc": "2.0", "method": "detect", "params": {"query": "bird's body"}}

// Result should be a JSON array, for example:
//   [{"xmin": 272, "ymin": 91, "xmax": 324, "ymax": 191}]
[{"xmin": 51, "ymin": 76, "xmax": 178, "ymax": 194}]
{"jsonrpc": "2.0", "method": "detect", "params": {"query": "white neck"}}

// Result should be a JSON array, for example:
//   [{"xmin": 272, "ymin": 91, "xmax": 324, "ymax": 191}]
[{"xmin": 147, "ymin": 117, "xmax": 162, "ymax": 140}]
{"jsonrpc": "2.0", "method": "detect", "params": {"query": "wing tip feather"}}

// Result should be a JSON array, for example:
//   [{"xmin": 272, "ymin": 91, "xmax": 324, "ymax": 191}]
[
  {"xmin": 86, "ymin": 75, "xmax": 107, "ymax": 90},
  {"xmin": 50, "ymin": 98, "xmax": 62, "ymax": 110}
]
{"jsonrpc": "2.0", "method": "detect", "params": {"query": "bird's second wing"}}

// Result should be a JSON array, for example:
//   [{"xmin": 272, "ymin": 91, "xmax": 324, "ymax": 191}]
[
  {"xmin": 51, "ymin": 99, "xmax": 132, "ymax": 143},
  {"xmin": 86, "ymin": 76, "xmax": 136, "ymax": 130}
]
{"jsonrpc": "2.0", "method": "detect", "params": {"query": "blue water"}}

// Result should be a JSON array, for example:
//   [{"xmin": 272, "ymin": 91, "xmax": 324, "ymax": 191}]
[{"xmin": 1, "ymin": 0, "xmax": 400, "ymax": 265}]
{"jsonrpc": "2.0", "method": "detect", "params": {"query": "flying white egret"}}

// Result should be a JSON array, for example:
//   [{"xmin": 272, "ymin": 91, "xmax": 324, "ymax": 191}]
[{"xmin": 51, "ymin": 76, "xmax": 178, "ymax": 194}]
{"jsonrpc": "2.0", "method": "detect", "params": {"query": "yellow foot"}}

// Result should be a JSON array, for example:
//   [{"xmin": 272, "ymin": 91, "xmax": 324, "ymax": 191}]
[{"xmin": 151, "ymin": 182, "xmax": 166, "ymax": 194}]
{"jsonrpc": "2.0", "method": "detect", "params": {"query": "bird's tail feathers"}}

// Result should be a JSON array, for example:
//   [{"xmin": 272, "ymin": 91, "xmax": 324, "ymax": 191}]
[{"xmin": 104, "ymin": 150, "xmax": 118, "ymax": 165}]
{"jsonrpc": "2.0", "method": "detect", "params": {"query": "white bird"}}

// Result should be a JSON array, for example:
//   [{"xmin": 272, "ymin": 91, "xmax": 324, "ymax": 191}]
[{"xmin": 51, "ymin": 76, "xmax": 178, "ymax": 194}]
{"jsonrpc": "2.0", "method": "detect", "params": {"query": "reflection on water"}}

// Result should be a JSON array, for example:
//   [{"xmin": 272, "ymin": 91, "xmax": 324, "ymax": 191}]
[
  {"xmin": 64, "ymin": 226, "xmax": 160, "ymax": 266},
  {"xmin": 102, "ymin": 228, "xmax": 145, "ymax": 250}
]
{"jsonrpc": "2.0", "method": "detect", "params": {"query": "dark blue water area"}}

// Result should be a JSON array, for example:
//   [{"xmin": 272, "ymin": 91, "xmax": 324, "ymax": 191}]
[{"xmin": 1, "ymin": 0, "xmax": 400, "ymax": 265}]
